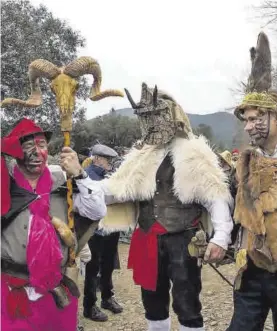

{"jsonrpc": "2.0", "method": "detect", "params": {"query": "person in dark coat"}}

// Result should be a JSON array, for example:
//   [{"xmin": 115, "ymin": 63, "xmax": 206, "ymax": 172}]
[{"xmin": 83, "ymin": 144, "xmax": 123, "ymax": 322}]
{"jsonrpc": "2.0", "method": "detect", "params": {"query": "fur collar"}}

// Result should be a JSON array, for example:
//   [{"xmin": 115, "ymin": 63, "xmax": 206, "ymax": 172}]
[{"xmin": 105, "ymin": 134, "xmax": 232, "ymax": 206}]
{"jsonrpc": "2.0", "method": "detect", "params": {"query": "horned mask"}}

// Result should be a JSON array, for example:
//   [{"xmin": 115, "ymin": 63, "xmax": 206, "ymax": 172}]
[
  {"xmin": 1, "ymin": 56, "xmax": 124, "ymax": 131},
  {"xmin": 125, "ymin": 83, "xmax": 192, "ymax": 146}
]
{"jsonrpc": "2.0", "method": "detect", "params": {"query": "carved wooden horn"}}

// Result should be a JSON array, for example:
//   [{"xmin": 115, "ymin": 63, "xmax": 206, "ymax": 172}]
[{"xmin": 124, "ymin": 88, "xmax": 139, "ymax": 109}]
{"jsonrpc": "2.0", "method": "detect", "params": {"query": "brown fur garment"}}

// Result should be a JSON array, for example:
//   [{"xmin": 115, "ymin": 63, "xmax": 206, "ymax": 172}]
[{"xmin": 234, "ymin": 149, "xmax": 277, "ymax": 265}]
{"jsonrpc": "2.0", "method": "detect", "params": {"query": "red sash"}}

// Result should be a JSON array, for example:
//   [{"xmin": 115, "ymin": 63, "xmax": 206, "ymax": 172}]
[{"xmin": 128, "ymin": 222, "xmax": 167, "ymax": 291}]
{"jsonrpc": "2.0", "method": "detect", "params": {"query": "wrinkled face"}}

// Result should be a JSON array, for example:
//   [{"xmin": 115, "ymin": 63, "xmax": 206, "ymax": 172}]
[
  {"xmin": 243, "ymin": 108, "xmax": 277, "ymax": 147},
  {"xmin": 135, "ymin": 85, "xmax": 176, "ymax": 145},
  {"xmin": 50, "ymin": 74, "xmax": 78, "ymax": 114},
  {"xmin": 17, "ymin": 133, "xmax": 48, "ymax": 176},
  {"xmin": 94, "ymin": 156, "xmax": 112, "ymax": 171}
]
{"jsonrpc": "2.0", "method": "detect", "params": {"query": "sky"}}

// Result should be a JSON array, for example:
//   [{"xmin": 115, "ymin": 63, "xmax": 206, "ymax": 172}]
[{"xmin": 29, "ymin": 0, "xmax": 275, "ymax": 119}]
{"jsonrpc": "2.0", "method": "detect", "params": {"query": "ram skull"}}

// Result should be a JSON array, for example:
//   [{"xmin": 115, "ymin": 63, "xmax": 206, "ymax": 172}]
[{"xmin": 1, "ymin": 56, "xmax": 124, "ymax": 131}]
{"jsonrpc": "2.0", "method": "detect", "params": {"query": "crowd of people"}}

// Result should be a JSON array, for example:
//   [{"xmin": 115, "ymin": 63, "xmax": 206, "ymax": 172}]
[{"xmin": 1, "ymin": 31, "xmax": 277, "ymax": 331}]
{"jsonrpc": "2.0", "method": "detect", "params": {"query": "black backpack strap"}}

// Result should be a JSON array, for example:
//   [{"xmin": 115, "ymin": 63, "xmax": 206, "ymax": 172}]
[{"xmin": 1, "ymin": 177, "xmax": 38, "ymax": 230}]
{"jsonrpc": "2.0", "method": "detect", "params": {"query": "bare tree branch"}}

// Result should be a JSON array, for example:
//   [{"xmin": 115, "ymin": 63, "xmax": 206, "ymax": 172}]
[{"xmin": 255, "ymin": 1, "xmax": 277, "ymax": 30}]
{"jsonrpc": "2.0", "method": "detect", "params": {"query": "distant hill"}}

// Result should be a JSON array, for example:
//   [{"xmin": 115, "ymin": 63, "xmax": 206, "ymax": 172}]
[
  {"xmin": 111, "ymin": 108, "xmax": 238, "ymax": 148},
  {"xmin": 188, "ymin": 112, "xmax": 238, "ymax": 148},
  {"xmin": 112, "ymin": 108, "xmax": 134, "ymax": 117},
  {"xmin": 87, "ymin": 107, "xmax": 243, "ymax": 149}
]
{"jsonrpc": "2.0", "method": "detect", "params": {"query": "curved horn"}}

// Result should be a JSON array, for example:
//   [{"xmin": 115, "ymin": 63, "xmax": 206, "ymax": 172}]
[
  {"xmin": 124, "ymin": 88, "xmax": 139, "ymax": 109},
  {"xmin": 63, "ymin": 56, "xmax": 124, "ymax": 101},
  {"xmin": 152, "ymin": 85, "xmax": 158, "ymax": 107},
  {"xmin": 1, "ymin": 59, "xmax": 60, "ymax": 108}
]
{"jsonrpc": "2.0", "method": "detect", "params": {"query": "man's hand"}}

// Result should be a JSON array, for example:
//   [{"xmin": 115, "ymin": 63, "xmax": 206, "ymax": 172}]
[
  {"xmin": 204, "ymin": 242, "xmax": 226, "ymax": 263},
  {"xmin": 60, "ymin": 147, "xmax": 82, "ymax": 178}
]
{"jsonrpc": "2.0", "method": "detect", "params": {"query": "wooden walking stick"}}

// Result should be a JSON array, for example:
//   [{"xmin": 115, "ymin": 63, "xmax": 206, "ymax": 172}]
[{"xmin": 1, "ymin": 56, "xmax": 124, "ymax": 270}]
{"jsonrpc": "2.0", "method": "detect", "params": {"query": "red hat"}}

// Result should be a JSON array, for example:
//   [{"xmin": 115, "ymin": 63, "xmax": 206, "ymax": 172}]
[
  {"xmin": 6, "ymin": 118, "xmax": 52, "ymax": 143},
  {"xmin": 232, "ymin": 149, "xmax": 239, "ymax": 154},
  {"xmin": 1, "ymin": 118, "xmax": 52, "ymax": 215}
]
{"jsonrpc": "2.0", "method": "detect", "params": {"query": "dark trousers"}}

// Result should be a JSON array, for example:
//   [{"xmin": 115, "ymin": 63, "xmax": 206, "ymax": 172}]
[
  {"xmin": 141, "ymin": 229, "xmax": 203, "ymax": 328},
  {"xmin": 228, "ymin": 258, "xmax": 277, "ymax": 331},
  {"xmin": 83, "ymin": 232, "xmax": 120, "ymax": 309}
]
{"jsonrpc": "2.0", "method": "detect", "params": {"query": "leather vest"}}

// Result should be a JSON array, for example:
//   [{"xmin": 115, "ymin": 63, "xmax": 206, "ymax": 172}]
[{"xmin": 138, "ymin": 155, "xmax": 202, "ymax": 233}]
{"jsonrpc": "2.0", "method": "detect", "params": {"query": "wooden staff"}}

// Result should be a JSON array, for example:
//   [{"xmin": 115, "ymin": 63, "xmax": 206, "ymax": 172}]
[
  {"xmin": 1, "ymin": 57, "xmax": 124, "ymax": 268},
  {"xmin": 63, "ymin": 131, "xmax": 76, "ymax": 266}
]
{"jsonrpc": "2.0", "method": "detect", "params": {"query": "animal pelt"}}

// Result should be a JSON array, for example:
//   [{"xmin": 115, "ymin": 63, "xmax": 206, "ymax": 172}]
[
  {"xmin": 98, "ymin": 202, "xmax": 138, "ymax": 234},
  {"xmin": 234, "ymin": 149, "xmax": 277, "ymax": 266},
  {"xmin": 234, "ymin": 150, "xmax": 277, "ymax": 233},
  {"xmin": 104, "ymin": 134, "xmax": 232, "ymax": 207}
]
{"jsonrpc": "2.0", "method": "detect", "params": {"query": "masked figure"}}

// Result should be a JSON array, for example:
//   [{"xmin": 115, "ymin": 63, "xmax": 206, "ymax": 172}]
[
  {"xmin": 227, "ymin": 32, "xmax": 277, "ymax": 331},
  {"xmin": 99, "ymin": 83, "xmax": 233, "ymax": 331},
  {"xmin": 1, "ymin": 118, "xmax": 107, "ymax": 331}
]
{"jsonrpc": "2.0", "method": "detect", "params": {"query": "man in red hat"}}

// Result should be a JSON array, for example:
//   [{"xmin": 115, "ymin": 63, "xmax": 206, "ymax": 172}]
[{"xmin": 1, "ymin": 118, "xmax": 107, "ymax": 331}]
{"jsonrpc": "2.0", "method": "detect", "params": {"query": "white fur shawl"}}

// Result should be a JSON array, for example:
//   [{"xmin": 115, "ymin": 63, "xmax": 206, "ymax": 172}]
[{"xmin": 105, "ymin": 134, "xmax": 232, "ymax": 206}]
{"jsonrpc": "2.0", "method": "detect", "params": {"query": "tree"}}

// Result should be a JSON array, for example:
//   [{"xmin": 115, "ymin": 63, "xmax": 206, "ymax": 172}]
[
  {"xmin": 193, "ymin": 124, "xmax": 214, "ymax": 142},
  {"xmin": 58, "ymin": 114, "xmax": 141, "ymax": 154},
  {"xmin": 1, "ymin": 0, "xmax": 89, "ymax": 134},
  {"xmin": 193, "ymin": 123, "xmax": 229, "ymax": 151},
  {"xmin": 232, "ymin": 120, "xmax": 249, "ymax": 150},
  {"xmin": 257, "ymin": 1, "xmax": 277, "ymax": 31},
  {"xmin": 86, "ymin": 115, "xmax": 141, "ymax": 149},
  {"xmin": 230, "ymin": 3, "xmax": 277, "ymax": 98}
]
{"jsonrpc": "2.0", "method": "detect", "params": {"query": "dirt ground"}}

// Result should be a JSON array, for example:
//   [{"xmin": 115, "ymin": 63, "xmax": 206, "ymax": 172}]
[{"xmin": 78, "ymin": 243, "xmax": 274, "ymax": 331}]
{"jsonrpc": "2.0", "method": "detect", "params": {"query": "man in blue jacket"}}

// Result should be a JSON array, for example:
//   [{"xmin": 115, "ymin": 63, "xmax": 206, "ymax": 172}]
[{"xmin": 83, "ymin": 144, "xmax": 123, "ymax": 322}]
